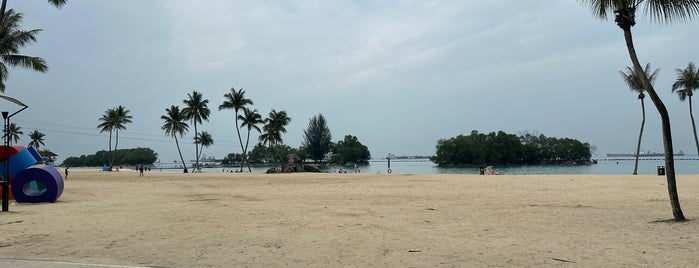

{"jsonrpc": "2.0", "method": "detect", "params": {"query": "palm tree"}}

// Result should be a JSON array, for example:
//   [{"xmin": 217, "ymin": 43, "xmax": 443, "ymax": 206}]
[
  {"xmin": 194, "ymin": 131, "xmax": 214, "ymax": 163},
  {"xmin": 2, "ymin": 122, "xmax": 21, "ymax": 145},
  {"xmin": 27, "ymin": 129, "xmax": 44, "ymax": 149},
  {"xmin": 182, "ymin": 90, "xmax": 210, "ymax": 172},
  {"xmin": 0, "ymin": 9, "xmax": 48, "ymax": 92},
  {"xmin": 239, "ymin": 107, "xmax": 263, "ymax": 172},
  {"xmin": 97, "ymin": 108, "xmax": 116, "ymax": 152},
  {"xmin": 619, "ymin": 63, "xmax": 659, "ymax": 175},
  {"xmin": 580, "ymin": 0, "xmax": 699, "ymax": 220},
  {"xmin": 161, "ymin": 105, "xmax": 189, "ymax": 173},
  {"xmin": 111, "ymin": 105, "xmax": 132, "ymax": 152},
  {"xmin": 672, "ymin": 62, "xmax": 699, "ymax": 156},
  {"xmin": 218, "ymin": 87, "xmax": 253, "ymax": 171},
  {"xmin": 260, "ymin": 109, "xmax": 291, "ymax": 148},
  {"xmin": 0, "ymin": 0, "xmax": 66, "ymax": 23}
]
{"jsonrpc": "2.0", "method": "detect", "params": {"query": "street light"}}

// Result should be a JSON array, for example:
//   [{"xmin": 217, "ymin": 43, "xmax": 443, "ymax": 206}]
[{"xmin": 1, "ymin": 95, "xmax": 28, "ymax": 212}]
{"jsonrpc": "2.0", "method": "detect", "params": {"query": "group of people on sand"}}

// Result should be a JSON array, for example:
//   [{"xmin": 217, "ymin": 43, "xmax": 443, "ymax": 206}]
[
  {"xmin": 480, "ymin": 165, "xmax": 500, "ymax": 175},
  {"xmin": 137, "ymin": 165, "xmax": 150, "ymax": 177}
]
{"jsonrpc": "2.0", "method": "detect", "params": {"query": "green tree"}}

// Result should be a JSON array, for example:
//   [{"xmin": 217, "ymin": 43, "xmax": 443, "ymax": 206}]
[
  {"xmin": 331, "ymin": 135, "xmax": 371, "ymax": 165},
  {"xmin": 303, "ymin": 113, "xmax": 332, "ymax": 162},
  {"xmin": 98, "ymin": 105, "xmax": 131, "ymax": 167},
  {"xmin": 672, "ymin": 62, "xmax": 699, "ymax": 157},
  {"xmin": 27, "ymin": 129, "xmax": 44, "ymax": 149},
  {"xmin": 260, "ymin": 109, "xmax": 291, "ymax": 148},
  {"xmin": 0, "ymin": 9, "xmax": 48, "ymax": 92},
  {"xmin": 194, "ymin": 131, "xmax": 214, "ymax": 163},
  {"xmin": 97, "ymin": 108, "xmax": 116, "ymax": 152},
  {"xmin": 239, "ymin": 107, "xmax": 263, "ymax": 172},
  {"xmin": 580, "ymin": 0, "xmax": 699, "ymax": 221},
  {"xmin": 161, "ymin": 105, "xmax": 189, "ymax": 173},
  {"xmin": 620, "ymin": 63, "xmax": 659, "ymax": 175},
  {"xmin": 434, "ymin": 131, "xmax": 590, "ymax": 166},
  {"xmin": 111, "ymin": 105, "xmax": 132, "ymax": 153},
  {"xmin": 183, "ymin": 91, "xmax": 210, "ymax": 171},
  {"xmin": 247, "ymin": 143, "xmax": 267, "ymax": 164},
  {"xmin": 2, "ymin": 122, "xmax": 21, "ymax": 145},
  {"xmin": 62, "ymin": 148, "xmax": 157, "ymax": 167},
  {"xmin": 219, "ymin": 87, "xmax": 253, "ymax": 171}
]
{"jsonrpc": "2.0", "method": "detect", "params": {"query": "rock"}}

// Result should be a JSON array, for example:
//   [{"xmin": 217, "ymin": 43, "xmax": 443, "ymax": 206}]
[
  {"xmin": 303, "ymin": 164, "xmax": 320, "ymax": 173},
  {"xmin": 281, "ymin": 154, "xmax": 304, "ymax": 173},
  {"xmin": 266, "ymin": 167, "xmax": 278, "ymax": 174}
]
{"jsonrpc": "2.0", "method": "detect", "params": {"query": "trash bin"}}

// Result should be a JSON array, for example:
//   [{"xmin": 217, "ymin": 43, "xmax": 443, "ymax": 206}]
[{"xmin": 657, "ymin": 166, "xmax": 665, "ymax": 176}]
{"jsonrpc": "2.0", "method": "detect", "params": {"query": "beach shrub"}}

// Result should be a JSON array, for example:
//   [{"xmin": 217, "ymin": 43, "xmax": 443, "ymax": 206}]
[
  {"xmin": 247, "ymin": 143, "xmax": 297, "ymax": 164},
  {"xmin": 329, "ymin": 135, "xmax": 371, "ymax": 165}
]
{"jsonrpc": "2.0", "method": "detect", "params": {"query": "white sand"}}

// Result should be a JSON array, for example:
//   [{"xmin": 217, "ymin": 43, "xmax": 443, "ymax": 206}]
[{"xmin": 1, "ymin": 170, "xmax": 698, "ymax": 267}]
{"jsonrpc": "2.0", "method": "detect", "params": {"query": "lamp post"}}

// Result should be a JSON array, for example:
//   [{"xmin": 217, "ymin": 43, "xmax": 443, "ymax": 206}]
[{"xmin": 1, "ymin": 95, "xmax": 28, "ymax": 212}]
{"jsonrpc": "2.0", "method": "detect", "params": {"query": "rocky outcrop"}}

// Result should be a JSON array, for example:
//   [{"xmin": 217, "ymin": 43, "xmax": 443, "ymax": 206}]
[{"xmin": 264, "ymin": 154, "xmax": 321, "ymax": 173}]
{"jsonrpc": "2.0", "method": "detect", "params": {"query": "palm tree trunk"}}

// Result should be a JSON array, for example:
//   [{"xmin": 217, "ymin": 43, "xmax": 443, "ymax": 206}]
[
  {"xmin": 174, "ymin": 135, "xmax": 188, "ymax": 173},
  {"xmin": 690, "ymin": 96, "xmax": 699, "ymax": 156},
  {"xmin": 193, "ymin": 121, "xmax": 199, "ymax": 173},
  {"xmin": 623, "ymin": 29, "xmax": 685, "ymax": 220},
  {"xmin": 0, "ymin": 0, "xmax": 7, "ymax": 23},
  {"xmin": 235, "ymin": 111, "xmax": 245, "ymax": 172},
  {"xmin": 112, "ymin": 129, "xmax": 119, "ymax": 167},
  {"xmin": 633, "ymin": 98, "xmax": 645, "ymax": 175},
  {"xmin": 108, "ymin": 130, "xmax": 113, "ymax": 169},
  {"xmin": 244, "ymin": 129, "xmax": 252, "ymax": 172}
]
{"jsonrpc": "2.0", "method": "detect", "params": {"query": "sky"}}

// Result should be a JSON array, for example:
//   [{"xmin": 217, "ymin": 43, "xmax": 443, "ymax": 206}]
[{"xmin": 1, "ymin": 1, "xmax": 698, "ymax": 164}]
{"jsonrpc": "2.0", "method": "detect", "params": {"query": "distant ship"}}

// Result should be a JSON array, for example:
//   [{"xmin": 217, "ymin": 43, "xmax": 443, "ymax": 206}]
[{"xmin": 606, "ymin": 150, "xmax": 685, "ymax": 157}]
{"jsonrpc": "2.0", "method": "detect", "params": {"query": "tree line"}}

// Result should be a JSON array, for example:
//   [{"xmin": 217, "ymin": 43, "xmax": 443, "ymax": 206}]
[
  {"xmin": 220, "ymin": 115, "xmax": 371, "ymax": 167},
  {"xmin": 62, "ymin": 148, "xmax": 157, "ymax": 167},
  {"xmin": 433, "ymin": 130, "xmax": 591, "ymax": 166}
]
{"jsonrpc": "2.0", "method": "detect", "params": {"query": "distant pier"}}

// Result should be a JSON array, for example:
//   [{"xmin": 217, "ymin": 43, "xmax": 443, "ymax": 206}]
[{"xmin": 596, "ymin": 157, "xmax": 699, "ymax": 161}]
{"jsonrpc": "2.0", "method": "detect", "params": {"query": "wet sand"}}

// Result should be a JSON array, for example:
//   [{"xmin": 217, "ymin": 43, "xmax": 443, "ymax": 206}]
[{"xmin": 1, "ymin": 170, "xmax": 698, "ymax": 267}]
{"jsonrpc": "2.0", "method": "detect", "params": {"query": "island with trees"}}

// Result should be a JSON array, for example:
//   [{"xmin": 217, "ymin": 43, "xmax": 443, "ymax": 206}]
[{"xmin": 432, "ymin": 130, "xmax": 592, "ymax": 166}]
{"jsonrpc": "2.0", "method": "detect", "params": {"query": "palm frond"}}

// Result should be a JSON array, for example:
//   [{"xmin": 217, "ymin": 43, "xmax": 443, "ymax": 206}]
[
  {"xmin": 645, "ymin": 0, "xmax": 699, "ymax": 23},
  {"xmin": 1, "ymin": 55, "xmax": 47, "ymax": 72},
  {"xmin": 48, "ymin": 0, "xmax": 68, "ymax": 8}
]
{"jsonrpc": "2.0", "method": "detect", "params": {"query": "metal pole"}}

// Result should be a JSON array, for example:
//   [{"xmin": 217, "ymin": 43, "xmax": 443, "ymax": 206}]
[{"xmin": 2, "ymin": 111, "xmax": 9, "ymax": 212}]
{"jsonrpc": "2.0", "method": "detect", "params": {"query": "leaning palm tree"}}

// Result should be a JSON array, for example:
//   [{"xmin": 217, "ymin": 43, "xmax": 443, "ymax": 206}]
[
  {"xmin": 2, "ymin": 122, "xmax": 22, "ymax": 145},
  {"xmin": 161, "ymin": 105, "xmax": 189, "ymax": 173},
  {"xmin": 620, "ymin": 63, "xmax": 659, "ymax": 175},
  {"xmin": 0, "ymin": 9, "xmax": 48, "ymax": 92},
  {"xmin": 0, "ymin": 0, "xmax": 67, "ymax": 23},
  {"xmin": 219, "ymin": 87, "xmax": 253, "ymax": 170},
  {"xmin": 194, "ymin": 131, "xmax": 214, "ymax": 163},
  {"xmin": 27, "ymin": 129, "xmax": 44, "ymax": 149},
  {"xmin": 182, "ymin": 90, "xmax": 210, "ymax": 172},
  {"xmin": 580, "ymin": 0, "xmax": 699, "ymax": 220},
  {"xmin": 239, "ymin": 107, "xmax": 263, "ymax": 172}
]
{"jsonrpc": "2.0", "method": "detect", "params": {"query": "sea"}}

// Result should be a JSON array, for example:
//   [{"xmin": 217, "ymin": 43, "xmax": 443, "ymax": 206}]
[{"xmin": 144, "ymin": 156, "xmax": 699, "ymax": 175}]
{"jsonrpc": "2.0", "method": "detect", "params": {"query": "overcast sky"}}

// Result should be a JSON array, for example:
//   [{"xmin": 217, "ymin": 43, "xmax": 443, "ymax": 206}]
[{"xmin": 2, "ymin": 1, "xmax": 698, "ymax": 164}]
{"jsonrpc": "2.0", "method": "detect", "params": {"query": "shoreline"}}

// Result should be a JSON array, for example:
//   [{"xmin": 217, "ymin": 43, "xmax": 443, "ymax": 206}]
[{"xmin": 1, "ymin": 172, "xmax": 698, "ymax": 267}]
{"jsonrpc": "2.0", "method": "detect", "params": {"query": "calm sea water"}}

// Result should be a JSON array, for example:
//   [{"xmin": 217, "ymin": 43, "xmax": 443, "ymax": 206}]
[{"xmin": 149, "ymin": 157, "xmax": 699, "ymax": 175}]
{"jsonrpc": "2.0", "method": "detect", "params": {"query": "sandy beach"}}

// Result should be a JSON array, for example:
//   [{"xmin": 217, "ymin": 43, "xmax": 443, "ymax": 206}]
[{"xmin": 1, "ymin": 170, "xmax": 698, "ymax": 267}]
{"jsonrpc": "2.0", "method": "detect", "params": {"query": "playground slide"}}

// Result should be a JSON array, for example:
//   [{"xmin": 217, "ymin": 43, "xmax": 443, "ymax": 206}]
[{"xmin": 0, "ymin": 146, "xmax": 64, "ymax": 203}]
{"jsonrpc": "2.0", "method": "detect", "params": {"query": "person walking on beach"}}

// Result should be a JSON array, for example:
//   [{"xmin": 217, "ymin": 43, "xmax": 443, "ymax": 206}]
[
  {"xmin": 139, "ymin": 165, "xmax": 144, "ymax": 177},
  {"xmin": 64, "ymin": 166, "xmax": 69, "ymax": 179}
]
